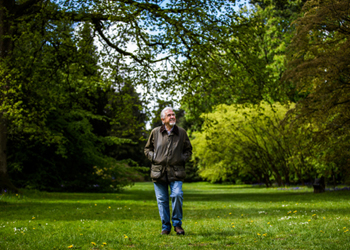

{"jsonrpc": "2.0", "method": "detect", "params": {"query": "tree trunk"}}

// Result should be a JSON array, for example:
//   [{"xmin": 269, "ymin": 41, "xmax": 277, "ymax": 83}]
[
  {"xmin": 284, "ymin": 167, "xmax": 289, "ymax": 186},
  {"xmin": 0, "ymin": 0, "xmax": 19, "ymax": 192},
  {"xmin": 271, "ymin": 168, "xmax": 282, "ymax": 186},
  {"xmin": 249, "ymin": 170, "xmax": 262, "ymax": 184},
  {"xmin": 0, "ymin": 115, "xmax": 7, "ymax": 174},
  {"xmin": 0, "ymin": 114, "xmax": 18, "ymax": 192},
  {"xmin": 263, "ymin": 174, "xmax": 270, "ymax": 187}
]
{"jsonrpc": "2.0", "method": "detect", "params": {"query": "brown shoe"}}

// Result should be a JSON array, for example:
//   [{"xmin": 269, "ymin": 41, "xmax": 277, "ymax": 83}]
[
  {"xmin": 174, "ymin": 226, "xmax": 185, "ymax": 235},
  {"xmin": 161, "ymin": 230, "xmax": 170, "ymax": 235}
]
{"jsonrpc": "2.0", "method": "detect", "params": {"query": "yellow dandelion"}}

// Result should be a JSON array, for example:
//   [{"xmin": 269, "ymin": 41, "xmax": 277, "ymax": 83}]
[
  {"xmin": 257, "ymin": 233, "xmax": 261, "ymax": 236},
  {"xmin": 293, "ymin": 210, "xmax": 297, "ymax": 213},
  {"xmin": 231, "ymin": 223, "xmax": 234, "ymax": 224},
  {"xmin": 343, "ymin": 227, "xmax": 346, "ymax": 229},
  {"xmin": 312, "ymin": 214, "xmax": 316, "ymax": 216},
  {"xmin": 108, "ymin": 206, "xmax": 111, "ymax": 209},
  {"xmin": 217, "ymin": 216, "xmax": 220, "ymax": 218},
  {"xmin": 103, "ymin": 242, "xmax": 107, "ymax": 245},
  {"xmin": 229, "ymin": 213, "xmax": 232, "ymax": 215},
  {"xmin": 323, "ymin": 217, "xmax": 325, "ymax": 219},
  {"xmin": 241, "ymin": 214, "xmax": 243, "ymax": 216},
  {"xmin": 95, "ymin": 204, "xmax": 97, "ymax": 206},
  {"xmin": 267, "ymin": 222, "xmax": 270, "ymax": 224},
  {"xmin": 16, "ymin": 194, "xmax": 18, "ymax": 196},
  {"xmin": 32, "ymin": 217, "xmax": 35, "ymax": 219},
  {"xmin": 33, "ymin": 228, "xmax": 35, "ymax": 230},
  {"xmin": 308, "ymin": 220, "xmax": 311, "ymax": 222},
  {"xmin": 80, "ymin": 234, "xmax": 83, "ymax": 235},
  {"xmin": 124, "ymin": 234, "xmax": 128, "ymax": 239},
  {"xmin": 68, "ymin": 245, "xmax": 73, "ymax": 249},
  {"xmin": 232, "ymin": 226, "xmax": 235, "ymax": 228},
  {"xmin": 91, "ymin": 242, "xmax": 96, "ymax": 246},
  {"xmin": 263, "ymin": 233, "xmax": 267, "ymax": 236},
  {"xmin": 251, "ymin": 220, "xmax": 253, "ymax": 223}
]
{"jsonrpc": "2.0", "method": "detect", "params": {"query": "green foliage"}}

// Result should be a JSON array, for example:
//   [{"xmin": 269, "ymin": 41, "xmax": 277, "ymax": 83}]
[
  {"xmin": 282, "ymin": 0, "xmax": 350, "ymax": 184},
  {"xmin": 7, "ymin": 106, "xmax": 141, "ymax": 192},
  {"xmin": 191, "ymin": 102, "xmax": 327, "ymax": 186},
  {"xmin": 3, "ymin": 0, "xmax": 349, "ymax": 190},
  {"xmin": 2, "ymin": 7, "xmax": 147, "ymax": 191},
  {"xmin": 191, "ymin": 99, "xmax": 349, "ymax": 186},
  {"xmin": 0, "ymin": 0, "xmax": 244, "ymax": 191},
  {"xmin": 178, "ymin": 0, "xmax": 304, "ymax": 130},
  {"xmin": 105, "ymin": 83, "xmax": 148, "ymax": 167},
  {"xmin": 192, "ymin": 103, "xmax": 288, "ymax": 183}
]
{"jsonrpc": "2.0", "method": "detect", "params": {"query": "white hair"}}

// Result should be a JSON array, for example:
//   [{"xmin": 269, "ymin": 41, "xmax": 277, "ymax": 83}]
[{"xmin": 160, "ymin": 107, "xmax": 174, "ymax": 120}]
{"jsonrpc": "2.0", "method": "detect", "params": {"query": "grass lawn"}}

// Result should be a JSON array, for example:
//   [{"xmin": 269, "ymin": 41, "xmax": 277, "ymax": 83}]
[{"xmin": 0, "ymin": 182, "xmax": 350, "ymax": 249}]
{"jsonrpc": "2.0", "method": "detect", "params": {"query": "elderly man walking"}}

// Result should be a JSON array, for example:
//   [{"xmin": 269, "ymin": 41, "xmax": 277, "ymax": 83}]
[{"xmin": 144, "ymin": 107, "xmax": 192, "ymax": 235}]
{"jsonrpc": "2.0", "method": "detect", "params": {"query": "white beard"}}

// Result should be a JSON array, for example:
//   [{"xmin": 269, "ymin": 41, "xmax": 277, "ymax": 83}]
[{"xmin": 169, "ymin": 122, "xmax": 176, "ymax": 126}]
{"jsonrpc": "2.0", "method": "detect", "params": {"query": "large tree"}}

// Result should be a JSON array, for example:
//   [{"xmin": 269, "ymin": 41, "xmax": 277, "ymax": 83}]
[
  {"xmin": 282, "ymin": 0, "xmax": 350, "ymax": 183},
  {"xmin": 0, "ymin": 0, "xmax": 238, "ymax": 191}
]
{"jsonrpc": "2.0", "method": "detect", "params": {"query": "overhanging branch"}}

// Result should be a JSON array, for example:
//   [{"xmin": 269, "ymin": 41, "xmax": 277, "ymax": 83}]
[{"xmin": 92, "ymin": 19, "xmax": 170, "ymax": 64}]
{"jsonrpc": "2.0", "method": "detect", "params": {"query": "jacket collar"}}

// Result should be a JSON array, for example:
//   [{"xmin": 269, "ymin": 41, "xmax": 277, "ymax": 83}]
[{"xmin": 160, "ymin": 124, "xmax": 179, "ymax": 135}]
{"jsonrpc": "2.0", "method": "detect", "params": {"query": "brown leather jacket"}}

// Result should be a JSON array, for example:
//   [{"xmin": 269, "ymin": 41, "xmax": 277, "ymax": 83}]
[{"xmin": 144, "ymin": 125, "xmax": 192, "ymax": 183}]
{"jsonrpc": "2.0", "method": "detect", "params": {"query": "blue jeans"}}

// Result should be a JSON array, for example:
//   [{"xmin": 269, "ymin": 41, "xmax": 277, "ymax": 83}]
[{"xmin": 154, "ymin": 181, "xmax": 183, "ymax": 231}]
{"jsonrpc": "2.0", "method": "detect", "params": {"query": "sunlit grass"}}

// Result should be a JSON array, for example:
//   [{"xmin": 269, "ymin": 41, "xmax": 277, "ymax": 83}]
[{"xmin": 1, "ymin": 182, "xmax": 349, "ymax": 249}]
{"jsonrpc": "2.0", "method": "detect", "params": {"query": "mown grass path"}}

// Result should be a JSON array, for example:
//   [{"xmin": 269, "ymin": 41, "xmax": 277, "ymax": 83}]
[{"xmin": 1, "ymin": 182, "xmax": 349, "ymax": 249}]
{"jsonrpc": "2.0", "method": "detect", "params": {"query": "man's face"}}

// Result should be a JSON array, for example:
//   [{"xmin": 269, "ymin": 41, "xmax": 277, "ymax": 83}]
[{"xmin": 162, "ymin": 110, "xmax": 176, "ymax": 127}]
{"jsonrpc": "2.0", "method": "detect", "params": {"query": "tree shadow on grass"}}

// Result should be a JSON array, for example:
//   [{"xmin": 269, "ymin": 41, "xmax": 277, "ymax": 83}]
[
  {"xmin": 1, "ymin": 199, "xmax": 350, "ymax": 222},
  {"xmin": 184, "ymin": 190, "xmax": 349, "ymax": 203},
  {"xmin": 208, "ymin": 185, "xmax": 269, "ymax": 189}
]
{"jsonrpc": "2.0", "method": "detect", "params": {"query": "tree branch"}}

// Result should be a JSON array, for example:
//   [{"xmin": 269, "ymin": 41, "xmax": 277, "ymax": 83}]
[
  {"xmin": 119, "ymin": 0, "xmax": 192, "ymax": 15},
  {"xmin": 92, "ymin": 19, "xmax": 170, "ymax": 64}
]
